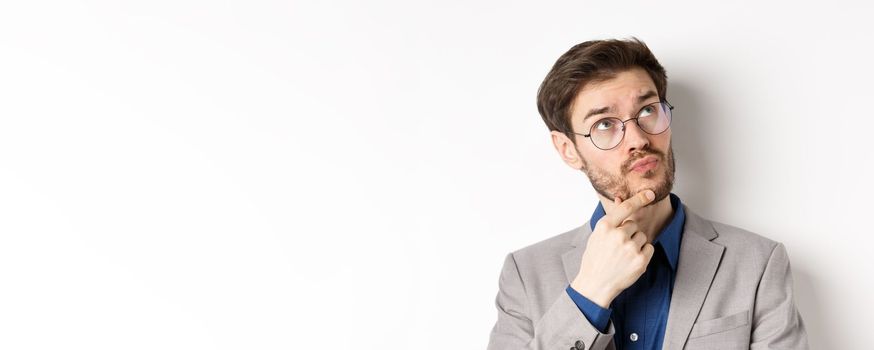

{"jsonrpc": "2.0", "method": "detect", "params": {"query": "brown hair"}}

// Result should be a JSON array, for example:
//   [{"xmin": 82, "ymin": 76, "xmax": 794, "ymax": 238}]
[{"xmin": 536, "ymin": 37, "xmax": 667, "ymax": 138}]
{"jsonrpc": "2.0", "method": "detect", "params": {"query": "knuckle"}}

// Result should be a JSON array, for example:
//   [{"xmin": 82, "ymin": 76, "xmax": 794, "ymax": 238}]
[
  {"xmin": 643, "ymin": 244, "xmax": 654, "ymax": 256},
  {"xmin": 635, "ymin": 250, "xmax": 647, "ymax": 260},
  {"xmin": 616, "ymin": 226, "xmax": 634, "ymax": 237}
]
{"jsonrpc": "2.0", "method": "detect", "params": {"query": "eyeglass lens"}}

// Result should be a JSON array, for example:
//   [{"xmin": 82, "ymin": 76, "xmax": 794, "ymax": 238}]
[{"xmin": 589, "ymin": 102, "xmax": 672, "ymax": 149}]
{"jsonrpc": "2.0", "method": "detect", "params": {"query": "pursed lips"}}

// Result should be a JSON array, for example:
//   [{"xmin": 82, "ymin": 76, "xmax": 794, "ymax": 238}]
[{"xmin": 629, "ymin": 156, "xmax": 658, "ymax": 172}]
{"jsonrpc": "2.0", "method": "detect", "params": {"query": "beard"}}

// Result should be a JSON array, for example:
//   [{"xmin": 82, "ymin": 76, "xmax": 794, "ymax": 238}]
[{"xmin": 578, "ymin": 143, "xmax": 675, "ymax": 204}]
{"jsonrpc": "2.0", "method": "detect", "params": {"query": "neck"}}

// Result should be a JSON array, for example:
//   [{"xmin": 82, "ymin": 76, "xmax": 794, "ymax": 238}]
[{"xmin": 598, "ymin": 193, "xmax": 674, "ymax": 244}]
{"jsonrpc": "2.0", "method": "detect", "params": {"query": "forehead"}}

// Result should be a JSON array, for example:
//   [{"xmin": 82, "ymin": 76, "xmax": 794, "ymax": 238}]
[{"xmin": 570, "ymin": 68, "xmax": 658, "ymax": 117}]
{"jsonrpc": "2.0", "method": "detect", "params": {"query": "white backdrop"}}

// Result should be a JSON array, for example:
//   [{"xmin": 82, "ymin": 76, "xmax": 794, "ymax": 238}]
[{"xmin": 1, "ymin": 1, "xmax": 871, "ymax": 349}]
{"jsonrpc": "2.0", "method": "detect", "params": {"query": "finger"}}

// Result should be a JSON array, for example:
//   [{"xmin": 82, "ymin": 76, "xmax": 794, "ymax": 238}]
[
  {"xmin": 630, "ymin": 231, "xmax": 647, "ymax": 247},
  {"xmin": 618, "ymin": 220, "xmax": 639, "ymax": 236},
  {"xmin": 608, "ymin": 190, "xmax": 655, "ymax": 227},
  {"xmin": 595, "ymin": 196, "xmax": 622, "ymax": 230},
  {"xmin": 641, "ymin": 243, "xmax": 655, "ymax": 259}
]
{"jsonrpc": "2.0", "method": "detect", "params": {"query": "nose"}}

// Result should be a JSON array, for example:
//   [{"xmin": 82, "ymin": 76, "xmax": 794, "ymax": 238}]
[{"xmin": 621, "ymin": 119, "xmax": 650, "ymax": 152}]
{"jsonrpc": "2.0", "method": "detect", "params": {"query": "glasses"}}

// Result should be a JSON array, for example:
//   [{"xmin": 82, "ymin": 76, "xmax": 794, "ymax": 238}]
[{"xmin": 566, "ymin": 100, "xmax": 674, "ymax": 150}]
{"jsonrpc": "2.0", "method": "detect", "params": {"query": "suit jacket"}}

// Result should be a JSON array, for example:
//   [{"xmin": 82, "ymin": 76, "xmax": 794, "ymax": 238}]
[{"xmin": 487, "ymin": 204, "xmax": 808, "ymax": 350}]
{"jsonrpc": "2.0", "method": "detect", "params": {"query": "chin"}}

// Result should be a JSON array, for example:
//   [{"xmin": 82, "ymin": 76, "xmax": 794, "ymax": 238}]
[
  {"xmin": 630, "ymin": 176, "xmax": 672, "ymax": 199},
  {"xmin": 628, "ymin": 172, "xmax": 663, "ymax": 186}
]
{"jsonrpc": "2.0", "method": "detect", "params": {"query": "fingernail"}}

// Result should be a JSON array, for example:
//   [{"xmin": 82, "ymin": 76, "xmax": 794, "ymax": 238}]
[{"xmin": 645, "ymin": 190, "xmax": 655, "ymax": 200}]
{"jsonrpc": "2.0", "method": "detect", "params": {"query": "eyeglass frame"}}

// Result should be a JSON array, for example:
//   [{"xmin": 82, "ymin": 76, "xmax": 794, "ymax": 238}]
[{"xmin": 563, "ymin": 100, "xmax": 674, "ymax": 150}]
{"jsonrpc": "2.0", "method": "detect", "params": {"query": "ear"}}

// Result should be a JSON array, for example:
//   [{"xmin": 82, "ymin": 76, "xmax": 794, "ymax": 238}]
[{"xmin": 550, "ymin": 130, "xmax": 585, "ymax": 170}]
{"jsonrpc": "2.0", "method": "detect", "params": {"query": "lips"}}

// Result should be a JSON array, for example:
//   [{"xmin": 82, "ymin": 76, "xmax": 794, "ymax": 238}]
[{"xmin": 629, "ymin": 156, "xmax": 658, "ymax": 172}]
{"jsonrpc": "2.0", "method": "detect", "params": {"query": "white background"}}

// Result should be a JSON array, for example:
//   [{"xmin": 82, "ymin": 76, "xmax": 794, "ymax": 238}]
[{"xmin": 1, "ymin": 0, "xmax": 872, "ymax": 349}]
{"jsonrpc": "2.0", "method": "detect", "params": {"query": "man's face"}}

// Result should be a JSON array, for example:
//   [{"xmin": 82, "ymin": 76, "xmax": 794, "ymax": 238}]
[{"xmin": 552, "ymin": 67, "xmax": 675, "ymax": 203}]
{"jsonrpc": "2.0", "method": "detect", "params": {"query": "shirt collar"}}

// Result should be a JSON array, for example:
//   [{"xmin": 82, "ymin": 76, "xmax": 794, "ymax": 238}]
[{"xmin": 588, "ymin": 192, "xmax": 686, "ymax": 270}]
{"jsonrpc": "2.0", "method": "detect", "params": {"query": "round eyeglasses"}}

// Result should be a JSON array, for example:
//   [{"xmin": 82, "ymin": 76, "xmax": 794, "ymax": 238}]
[{"xmin": 565, "ymin": 100, "xmax": 674, "ymax": 150}]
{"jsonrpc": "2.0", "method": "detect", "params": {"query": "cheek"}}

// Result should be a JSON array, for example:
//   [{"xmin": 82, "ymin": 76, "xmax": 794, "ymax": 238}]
[
  {"xmin": 582, "ymin": 149, "xmax": 622, "ymax": 171},
  {"xmin": 653, "ymin": 132, "xmax": 672, "ymax": 150}
]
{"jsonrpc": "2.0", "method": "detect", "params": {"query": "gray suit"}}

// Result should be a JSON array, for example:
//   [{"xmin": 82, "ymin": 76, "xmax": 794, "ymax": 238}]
[{"xmin": 487, "ymin": 204, "xmax": 808, "ymax": 349}]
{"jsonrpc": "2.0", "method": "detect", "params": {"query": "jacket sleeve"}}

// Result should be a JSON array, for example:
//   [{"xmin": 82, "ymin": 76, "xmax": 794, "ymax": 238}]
[
  {"xmin": 487, "ymin": 253, "xmax": 616, "ymax": 350},
  {"xmin": 750, "ymin": 243, "xmax": 810, "ymax": 349}
]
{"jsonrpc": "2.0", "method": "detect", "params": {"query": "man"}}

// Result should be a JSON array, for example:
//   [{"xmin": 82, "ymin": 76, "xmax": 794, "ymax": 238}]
[{"xmin": 486, "ymin": 38, "xmax": 808, "ymax": 350}]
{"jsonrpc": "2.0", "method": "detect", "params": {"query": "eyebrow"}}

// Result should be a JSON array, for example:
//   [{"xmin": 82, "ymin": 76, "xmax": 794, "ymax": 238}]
[{"xmin": 582, "ymin": 90, "xmax": 659, "ymax": 122}]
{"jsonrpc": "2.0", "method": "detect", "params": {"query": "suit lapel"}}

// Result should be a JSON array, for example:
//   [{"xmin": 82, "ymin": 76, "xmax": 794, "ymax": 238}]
[
  {"xmin": 561, "ymin": 223, "xmax": 591, "ymax": 284},
  {"xmin": 663, "ymin": 205, "xmax": 725, "ymax": 349}
]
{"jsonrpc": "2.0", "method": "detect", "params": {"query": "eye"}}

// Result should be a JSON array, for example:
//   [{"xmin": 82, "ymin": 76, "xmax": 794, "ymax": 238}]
[
  {"xmin": 594, "ymin": 119, "xmax": 616, "ymax": 131},
  {"xmin": 639, "ymin": 105, "xmax": 655, "ymax": 118}
]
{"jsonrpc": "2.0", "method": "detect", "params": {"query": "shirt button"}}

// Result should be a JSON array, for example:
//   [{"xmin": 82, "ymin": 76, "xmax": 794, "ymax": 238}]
[
  {"xmin": 574, "ymin": 340, "xmax": 585, "ymax": 349},
  {"xmin": 629, "ymin": 333, "xmax": 639, "ymax": 342}
]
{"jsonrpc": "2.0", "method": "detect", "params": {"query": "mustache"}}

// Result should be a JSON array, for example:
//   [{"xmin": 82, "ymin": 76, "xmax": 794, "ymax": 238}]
[{"xmin": 621, "ymin": 148, "xmax": 665, "ymax": 174}]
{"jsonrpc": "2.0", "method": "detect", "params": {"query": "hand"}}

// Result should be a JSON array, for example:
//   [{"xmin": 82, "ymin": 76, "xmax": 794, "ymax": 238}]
[{"xmin": 570, "ymin": 190, "xmax": 656, "ymax": 308}]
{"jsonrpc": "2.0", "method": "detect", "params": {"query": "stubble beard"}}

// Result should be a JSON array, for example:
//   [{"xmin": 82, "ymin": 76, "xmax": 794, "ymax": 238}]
[{"xmin": 578, "ymin": 143, "xmax": 675, "ymax": 203}]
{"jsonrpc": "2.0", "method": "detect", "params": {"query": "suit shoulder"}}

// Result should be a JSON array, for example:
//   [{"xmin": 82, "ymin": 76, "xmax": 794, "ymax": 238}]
[{"xmin": 709, "ymin": 219, "xmax": 781, "ymax": 258}]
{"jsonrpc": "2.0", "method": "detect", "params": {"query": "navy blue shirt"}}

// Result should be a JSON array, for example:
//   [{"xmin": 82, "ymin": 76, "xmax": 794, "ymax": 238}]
[{"xmin": 566, "ymin": 193, "xmax": 685, "ymax": 350}]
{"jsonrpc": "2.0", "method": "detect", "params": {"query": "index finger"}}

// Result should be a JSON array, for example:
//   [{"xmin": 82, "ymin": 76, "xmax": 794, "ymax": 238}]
[{"xmin": 606, "ymin": 190, "xmax": 655, "ymax": 227}]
